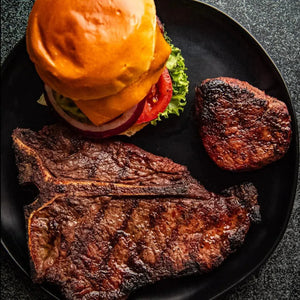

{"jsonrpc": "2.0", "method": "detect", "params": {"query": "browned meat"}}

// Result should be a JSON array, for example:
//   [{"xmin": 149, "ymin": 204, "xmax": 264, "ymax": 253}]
[
  {"xmin": 195, "ymin": 77, "xmax": 292, "ymax": 171},
  {"xmin": 28, "ymin": 187, "xmax": 258, "ymax": 300},
  {"xmin": 12, "ymin": 125, "xmax": 206, "ymax": 209},
  {"xmin": 12, "ymin": 125, "xmax": 260, "ymax": 300}
]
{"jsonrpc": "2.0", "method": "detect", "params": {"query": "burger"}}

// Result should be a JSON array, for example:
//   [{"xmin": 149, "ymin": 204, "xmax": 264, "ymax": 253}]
[{"xmin": 26, "ymin": 0, "xmax": 189, "ymax": 138}]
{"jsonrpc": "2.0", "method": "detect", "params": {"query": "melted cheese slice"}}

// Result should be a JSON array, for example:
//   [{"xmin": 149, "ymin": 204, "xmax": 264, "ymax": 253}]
[{"xmin": 74, "ymin": 26, "xmax": 171, "ymax": 126}]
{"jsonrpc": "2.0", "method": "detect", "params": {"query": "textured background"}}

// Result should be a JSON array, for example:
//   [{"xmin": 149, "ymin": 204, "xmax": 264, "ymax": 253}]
[{"xmin": 1, "ymin": 0, "xmax": 299, "ymax": 299}]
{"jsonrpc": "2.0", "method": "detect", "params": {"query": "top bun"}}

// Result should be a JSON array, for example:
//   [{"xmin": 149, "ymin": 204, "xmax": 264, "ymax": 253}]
[{"xmin": 26, "ymin": 0, "xmax": 157, "ymax": 100}]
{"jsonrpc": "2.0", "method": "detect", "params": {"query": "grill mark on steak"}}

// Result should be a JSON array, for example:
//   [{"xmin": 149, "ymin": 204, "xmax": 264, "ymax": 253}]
[
  {"xmin": 195, "ymin": 77, "xmax": 292, "ymax": 171},
  {"xmin": 96, "ymin": 199, "xmax": 139, "ymax": 292},
  {"xmin": 27, "ymin": 193, "xmax": 258, "ymax": 300},
  {"xmin": 12, "ymin": 125, "xmax": 260, "ymax": 300}
]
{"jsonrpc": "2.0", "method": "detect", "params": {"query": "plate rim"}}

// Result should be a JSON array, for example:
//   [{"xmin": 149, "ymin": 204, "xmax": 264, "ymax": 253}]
[
  {"xmin": 189, "ymin": 1, "xmax": 300, "ymax": 296},
  {"xmin": 1, "ymin": 1, "xmax": 299, "ymax": 299}
]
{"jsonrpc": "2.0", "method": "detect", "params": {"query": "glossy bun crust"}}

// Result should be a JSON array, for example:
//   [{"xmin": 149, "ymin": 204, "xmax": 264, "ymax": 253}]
[{"xmin": 26, "ymin": 0, "xmax": 157, "ymax": 100}]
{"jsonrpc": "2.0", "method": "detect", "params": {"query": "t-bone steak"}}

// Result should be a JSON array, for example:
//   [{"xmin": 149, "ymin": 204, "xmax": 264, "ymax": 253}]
[{"xmin": 12, "ymin": 125, "xmax": 260, "ymax": 300}]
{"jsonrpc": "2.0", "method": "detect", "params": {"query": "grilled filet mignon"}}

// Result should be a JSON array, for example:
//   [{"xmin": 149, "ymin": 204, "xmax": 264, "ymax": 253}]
[
  {"xmin": 12, "ymin": 125, "xmax": 260, "ymax": 300},
  {"xmin": 195, "ymin": 77, "xmax": 292, "ymax": 171}
]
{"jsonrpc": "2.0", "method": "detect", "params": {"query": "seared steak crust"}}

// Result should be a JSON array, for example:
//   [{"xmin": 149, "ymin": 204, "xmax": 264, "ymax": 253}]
[
  {"xmin": 29, "ymin": 187, "xmax": 258, "ymax": 300},
  {"xmin": 12, "ymin": 125, "xmax": 260, "ymax": 300},
  {"xmin": 12, "ymin": 125, "xmax": 207, "ymax": 209},
  {"xmin": 195, "ymin": 77, "xmax": 292, "ymax": 171}
]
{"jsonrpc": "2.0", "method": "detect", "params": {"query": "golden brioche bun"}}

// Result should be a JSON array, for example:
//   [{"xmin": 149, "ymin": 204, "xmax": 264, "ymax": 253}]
[
  {"xmin": 74, "ymin": 26, "xmax": 171, "ymax": 125},
  {"xmin": 26, "ymin": 0, "xmax": 157, "ymax": 100}
]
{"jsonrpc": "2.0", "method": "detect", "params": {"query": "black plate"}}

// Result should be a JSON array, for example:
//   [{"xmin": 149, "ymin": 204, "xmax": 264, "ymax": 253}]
[{"xmin": 1, "ymin": 0, "xmax": 298, "ymax": 299}]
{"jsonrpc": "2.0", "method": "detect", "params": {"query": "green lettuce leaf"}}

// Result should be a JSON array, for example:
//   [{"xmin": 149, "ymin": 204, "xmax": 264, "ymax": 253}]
[
  {"xmin": 54, "ymin": 91, "xmax": 91, "ymax": 123},
  {"xmin": 150, "ymin": 32, "xmax": 189, "ymax": 125}
]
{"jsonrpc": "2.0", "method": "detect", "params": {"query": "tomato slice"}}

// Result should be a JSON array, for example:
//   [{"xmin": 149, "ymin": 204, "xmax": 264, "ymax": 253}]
[{"xmin": 136, "ymin": 67, "xmax": 173, "ymax": 124}]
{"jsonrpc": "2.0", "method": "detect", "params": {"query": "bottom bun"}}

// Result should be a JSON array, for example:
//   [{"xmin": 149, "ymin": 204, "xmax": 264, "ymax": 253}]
[{"xmin": 120, "ymin": 122, "xmax": 149, "ymax": 137}]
